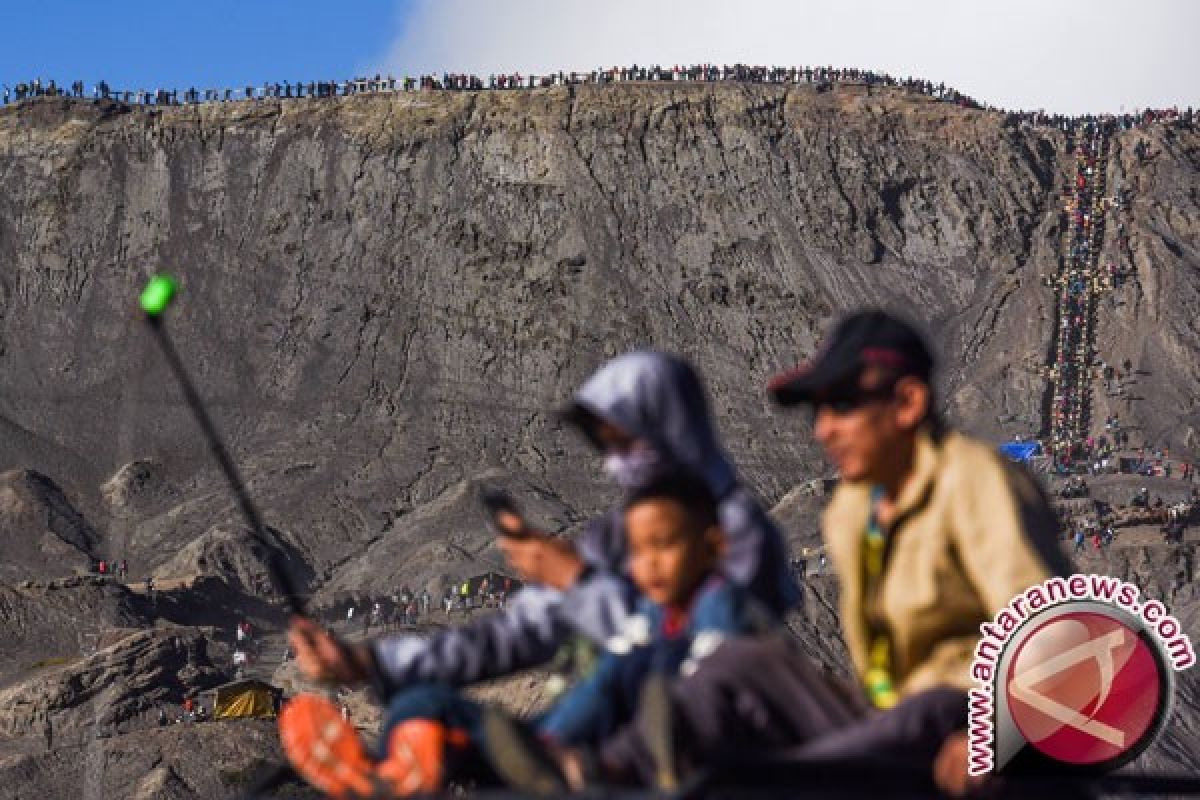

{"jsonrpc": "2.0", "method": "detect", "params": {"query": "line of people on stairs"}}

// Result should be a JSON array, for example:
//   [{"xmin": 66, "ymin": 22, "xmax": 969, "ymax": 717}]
[{"xmin": 1047, "ymin": 125, "xmax": 1110, "ymax": 468}]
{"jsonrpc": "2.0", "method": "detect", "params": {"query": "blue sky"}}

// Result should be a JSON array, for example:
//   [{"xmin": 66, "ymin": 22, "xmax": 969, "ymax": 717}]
[{"xmin": 0, "ymin": 0, "xmax": 414, "ymax": 91}]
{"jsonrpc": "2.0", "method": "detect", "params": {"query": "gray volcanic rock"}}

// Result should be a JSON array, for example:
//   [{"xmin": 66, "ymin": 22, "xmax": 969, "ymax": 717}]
[
  {"xmin": 1093, "ymin": 125, "xmax": 1200, "ymax": 453},
  {"xmin": 317, "ymin": 467, "xmax": 585, "ymax": 601},
  {"xmin": 0, "ymin": 86, "xmax": 1197, "ymax": 795},
  {"xmin": 0, "ymin": 628, "xmax": 224, "ymax": 741},
  {"xmin": 0, "ymin": 88, "xmax": 1193, "ymax": 597},
  {"xmin": 0, "ymin": 576, "xmax": 148, "ymax": 683},
  {"xmin": 0, "ymin": 720, "xmax": 316, "ymax": 800},
  {"xmin": 0, "ymin": 469, "xmax": 99, "ymax": 582},
  {"xmin": 101, "ymin": 459, "xmax": 178, "ymax": 516},
  {"xmin": 152, "ymin": 523, "xmax": 313, "ymax": 596},
  {"xmin": 0, "ymin": 86, "xmax": 1070, "ymax": 587}
]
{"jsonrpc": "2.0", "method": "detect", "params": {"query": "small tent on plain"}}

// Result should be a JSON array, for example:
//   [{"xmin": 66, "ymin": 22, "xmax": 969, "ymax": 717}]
[
  {"xmin": 998, "ymin": 441, "xmax": 1042, "ymax": 462},
  {"xmin": 209, "ymin": 679, "xmax": 281, "ymax": 719}
]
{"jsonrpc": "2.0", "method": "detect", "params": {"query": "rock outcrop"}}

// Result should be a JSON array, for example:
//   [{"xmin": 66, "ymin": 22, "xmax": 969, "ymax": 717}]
[
  {"xmin": 0, "ymin": 576, "xmax": 148, "ymax": 684},
  {"xmin": 101, "ymin": 459, "xmax": 178, "ymax": 516},
  {"xmin": 152, "ymin": 523, "xmax": 312, "ymax": 597},
  {"xmin": 0, "ymin": 628, "xmax": 224, "ymax": 741},
  {"xmin": 0, "ymin": 469, "xmax": 99, "ymax": 582}
]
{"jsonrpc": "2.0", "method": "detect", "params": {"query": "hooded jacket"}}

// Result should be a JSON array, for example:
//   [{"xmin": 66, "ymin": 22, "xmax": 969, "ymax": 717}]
[{"xmin": 372, "ymin": 351, "xmax": 798, "ymax": 690}]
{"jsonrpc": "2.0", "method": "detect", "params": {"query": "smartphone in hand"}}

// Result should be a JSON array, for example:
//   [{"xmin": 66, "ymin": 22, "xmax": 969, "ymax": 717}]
[{"xmin": 480, "ymin": 488, "xmax": 534, "ymax": 539}]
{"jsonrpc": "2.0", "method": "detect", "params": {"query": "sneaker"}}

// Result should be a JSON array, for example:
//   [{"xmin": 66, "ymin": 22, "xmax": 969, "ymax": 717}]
[
  {"xmin": 279, "ymin": 694, "xmax": 375, "ymax": 799},
  {"xmin": 377, "ymin": 719, "xmax": 452, "ymax": 795},
  {"xmin": 480, "ymin": 708, "xmax": 567, "ymax": 795},
  {"xmin": 281, "ymin": 696, "xmax": 455, "ymax": 798}
]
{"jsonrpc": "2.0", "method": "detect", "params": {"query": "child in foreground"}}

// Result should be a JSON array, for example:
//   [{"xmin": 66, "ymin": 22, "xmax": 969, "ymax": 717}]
[{"xmin": 278, "ymin": 471, "xmax": 763, "ymax": 797}]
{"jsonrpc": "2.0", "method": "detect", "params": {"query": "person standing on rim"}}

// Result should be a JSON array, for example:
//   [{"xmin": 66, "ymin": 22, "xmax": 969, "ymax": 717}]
[{"xmin": 593, "ymin": 311, "xmax": 1073, "ymax": 797}]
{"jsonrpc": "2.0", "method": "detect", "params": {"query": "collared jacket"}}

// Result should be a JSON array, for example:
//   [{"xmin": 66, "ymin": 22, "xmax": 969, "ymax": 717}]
[
  {"xmin": 372, "ymin": 352, "xmax": 798, "ymax": 690},
  {"xmin": 822, "ymin": 427, "xmax": 1071, "ymax": 699}
]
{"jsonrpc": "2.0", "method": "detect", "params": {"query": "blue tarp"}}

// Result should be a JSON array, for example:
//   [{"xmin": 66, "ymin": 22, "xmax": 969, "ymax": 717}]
[{"xmin": 999, "ymin": 442, "xmax": 1041, "ymax": 462}]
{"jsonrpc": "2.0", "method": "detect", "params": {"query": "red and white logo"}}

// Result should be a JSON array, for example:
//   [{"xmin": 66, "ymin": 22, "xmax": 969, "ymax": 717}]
[
  {"xmin": 1004, "ymin": 610, "xmax": 1165, "ymax": 767},
  {"xmin": 967, "ymin": 575, "xmax": 1192, "ymax": 776}
]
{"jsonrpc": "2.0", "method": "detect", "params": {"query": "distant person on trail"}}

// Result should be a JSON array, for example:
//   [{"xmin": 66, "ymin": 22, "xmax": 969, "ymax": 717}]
[
  {"xmin": 280, "ymin": 351, "xmax": 797, "ymax": 795},
  {"xmin": 569, "ymin": 311, "xmax": 1072, "ymax": 795},
  {"xmin": 1074, "ymin": 528, "xmax": 1086, "ymax": 553}
]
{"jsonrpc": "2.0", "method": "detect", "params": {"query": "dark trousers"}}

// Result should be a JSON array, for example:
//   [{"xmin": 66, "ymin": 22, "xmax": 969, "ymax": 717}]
[{"xmin": 601, "ymin": 634, "xmax": 966, "ymax": 783}]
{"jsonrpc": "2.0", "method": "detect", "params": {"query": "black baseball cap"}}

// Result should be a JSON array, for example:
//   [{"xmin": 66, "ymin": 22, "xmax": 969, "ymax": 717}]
[{"xmin": 768, "ymin": 310, "xmax": 934, "ymax": 406}]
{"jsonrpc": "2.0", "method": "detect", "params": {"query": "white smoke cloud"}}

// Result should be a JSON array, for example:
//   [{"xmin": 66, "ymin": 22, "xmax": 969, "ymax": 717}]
[{"xmin": 373, "ymin": 0, "xmax": 1197, "ymax": 115}]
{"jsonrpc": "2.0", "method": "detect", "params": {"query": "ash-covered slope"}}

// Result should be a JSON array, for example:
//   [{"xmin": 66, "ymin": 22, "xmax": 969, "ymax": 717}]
[
  {"xmin": 0, "ymin": 84, "xmax": 1133, "ymax": 582},
  {"xmin": 2, "ymin": 85, "xmax": 1196, "ymax": 594},
  {"xmin": 0, "ymin": 82, "xmax": 1198, "ymax": 796}
]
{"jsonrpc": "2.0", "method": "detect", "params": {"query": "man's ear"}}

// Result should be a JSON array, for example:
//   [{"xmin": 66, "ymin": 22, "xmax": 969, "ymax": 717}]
[{"xmin": 893, "ymin": 377, "xmax": 931, "ymax": 431}]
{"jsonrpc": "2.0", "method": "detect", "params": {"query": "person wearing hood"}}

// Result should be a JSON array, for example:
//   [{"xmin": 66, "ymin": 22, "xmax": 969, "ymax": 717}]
[{"xmin": 281, "ymin": 351, "xmax": 797, "ymax": 796}]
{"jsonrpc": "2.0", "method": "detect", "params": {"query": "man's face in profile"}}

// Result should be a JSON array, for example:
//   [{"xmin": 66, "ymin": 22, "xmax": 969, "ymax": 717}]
[{"xmin": 811, "ymin": 367, "xmax": 924, "ymax": 484}]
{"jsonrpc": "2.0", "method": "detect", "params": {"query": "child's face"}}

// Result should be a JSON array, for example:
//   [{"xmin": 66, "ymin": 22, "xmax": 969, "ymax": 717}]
[{"xmin": 626, "ymin": 497, "xmax": 722, "ymax": 607}]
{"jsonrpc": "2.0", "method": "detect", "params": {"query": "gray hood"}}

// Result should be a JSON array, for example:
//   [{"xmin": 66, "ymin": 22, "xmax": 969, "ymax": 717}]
[
  {"xmin": 568, "ymin": 351, "xmax": 799, "ymax": 616},
  {"xmin": 570, "ymin": 351, "xmax": 737, "ymax": 498}
]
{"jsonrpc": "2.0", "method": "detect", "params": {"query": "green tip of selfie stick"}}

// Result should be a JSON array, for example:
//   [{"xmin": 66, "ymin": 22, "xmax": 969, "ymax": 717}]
[{"xmin": 140, "ymin": 274, "xmax": 178, "ymax": 317}]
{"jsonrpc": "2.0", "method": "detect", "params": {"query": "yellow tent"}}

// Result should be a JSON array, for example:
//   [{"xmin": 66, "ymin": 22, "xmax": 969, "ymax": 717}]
[{"xmin": 211, "ymin": 679, "xmax": 280, "ymax": 720}]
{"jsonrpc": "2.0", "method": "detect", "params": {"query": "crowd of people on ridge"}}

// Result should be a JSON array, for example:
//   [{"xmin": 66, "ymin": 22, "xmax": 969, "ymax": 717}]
[{"xmin": 2, "ymin": 67, "xmax": 1195, "ymax": 134}]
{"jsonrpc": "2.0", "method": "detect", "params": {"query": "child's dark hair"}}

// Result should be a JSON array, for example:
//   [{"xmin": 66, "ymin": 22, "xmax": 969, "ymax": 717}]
[{"xmin": 623, "ymin": 471, "xmax": 719, "ymax": 530}]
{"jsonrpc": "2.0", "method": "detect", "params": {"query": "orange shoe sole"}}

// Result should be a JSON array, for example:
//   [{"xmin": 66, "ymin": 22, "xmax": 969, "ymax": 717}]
[
  {"xmin": 279, "ymin": 694, "xmax": 375, "ymax": 799},
  {"xmin": 376, "ymin": 719, "xmax": 451, "ymax": 795}
]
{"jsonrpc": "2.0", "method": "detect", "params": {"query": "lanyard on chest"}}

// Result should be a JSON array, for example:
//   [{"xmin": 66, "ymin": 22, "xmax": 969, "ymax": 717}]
[{"xmin": 862, "ymin": 486, "xmax": 899, "ymax": 710}]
